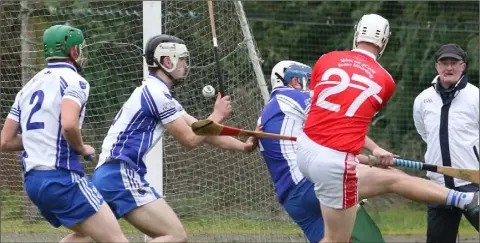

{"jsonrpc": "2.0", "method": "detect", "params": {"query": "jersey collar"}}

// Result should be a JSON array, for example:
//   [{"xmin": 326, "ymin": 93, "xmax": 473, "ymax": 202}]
[
  {"xmin": 352, "ymin": 48, "xmax": 377, "ymax": 60},
  {"xmin": 271, "ymin": 85, "xmax": 293, "ymax": 94},
  {"xmin": 47, "ymin": 62, "xmax": 77, "ymax": 72}
]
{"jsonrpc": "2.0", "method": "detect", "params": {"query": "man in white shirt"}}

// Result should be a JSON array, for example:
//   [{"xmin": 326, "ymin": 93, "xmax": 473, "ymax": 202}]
[{"xmin": 413, "ymin": 44, "xmax": 479, "ymax": 242}]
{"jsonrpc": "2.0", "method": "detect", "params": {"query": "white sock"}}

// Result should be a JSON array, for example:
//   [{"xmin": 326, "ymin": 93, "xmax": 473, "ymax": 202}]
[{"xmin": 445, "ymin": 190, "xmax": 474, "ymax": 209}]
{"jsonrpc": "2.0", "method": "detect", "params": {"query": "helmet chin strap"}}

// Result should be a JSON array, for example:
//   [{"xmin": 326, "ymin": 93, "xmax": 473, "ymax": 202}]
[{"xmin": 153, "ymin": 59, "xmax": 176, "ymax": 82}]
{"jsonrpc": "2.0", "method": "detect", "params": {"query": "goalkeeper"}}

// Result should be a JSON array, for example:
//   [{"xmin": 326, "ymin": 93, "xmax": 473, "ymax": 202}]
[
  {"xmin": 256, "ymin": 60, "xmax": 479, "ymax": 243},
  {"xmin": 92, "ymin": 34, "xmax": 257, "ymax": 242}
]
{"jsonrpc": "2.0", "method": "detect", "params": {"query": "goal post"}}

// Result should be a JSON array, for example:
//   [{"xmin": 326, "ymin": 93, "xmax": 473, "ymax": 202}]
[
  {"xmin": 233, "ymin": 1, "xmax": 269, "ymax": 105},
  {"xmin": 142, "ymin": 2, "xmax": 163, "ymax": 242}
]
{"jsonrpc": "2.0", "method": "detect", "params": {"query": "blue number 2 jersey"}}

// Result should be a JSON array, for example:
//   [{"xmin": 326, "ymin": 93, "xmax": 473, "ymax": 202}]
[
  {"xmin": 97, "ymin": 73, "xmax": 185, "ymax": 175},
  {"xmin": 8, "ymin": 62, "xmax": 90, "ymax": 176},
  {"xmin": 258, "ymin": 86, "xmax": 311, "ymax": 203}
]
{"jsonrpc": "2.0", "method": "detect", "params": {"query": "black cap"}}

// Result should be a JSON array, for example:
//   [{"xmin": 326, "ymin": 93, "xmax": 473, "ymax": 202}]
[{"xmin": 435, "ymin": 44, "xmax": 467, "ymax": 62}]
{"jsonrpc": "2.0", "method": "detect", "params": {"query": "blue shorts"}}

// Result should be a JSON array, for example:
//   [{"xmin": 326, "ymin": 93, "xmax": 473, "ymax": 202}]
[
  {"xmin": 24, "ymin": 169, "xmax": 104, "ymax": 228},
  {"xmin": 282, "ymin": 178, "xmax": 324, "ymax": 243},
  {"xmin": 92, "ymin": 160, "xmax": 161, "ymax": 219}
]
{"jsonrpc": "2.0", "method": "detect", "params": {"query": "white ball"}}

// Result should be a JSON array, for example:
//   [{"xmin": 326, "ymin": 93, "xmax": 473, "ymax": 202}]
[{"xmin": 202, "ymin": 85, "xmax": 216, "ymax": 98}]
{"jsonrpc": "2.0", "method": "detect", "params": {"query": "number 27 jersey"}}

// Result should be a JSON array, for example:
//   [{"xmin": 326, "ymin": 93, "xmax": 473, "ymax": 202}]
[{"xmin": 304, "ymin": 49, "xmax": 396, "ymax": 154}]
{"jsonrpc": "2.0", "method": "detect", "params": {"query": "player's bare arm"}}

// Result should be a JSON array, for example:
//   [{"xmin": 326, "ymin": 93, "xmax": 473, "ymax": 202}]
[
  {"xmin": 61, "ymin": 99, "xmax": 93, "ymax": 156},
  {"xmin": 363, "ymin": 136, "xmax": 397, "ymax": 166},
  {"xmin": 181, "ymin": 113, "xmax": 258, "ymax": 153},
  {"xmin": 0, "ymin": 119, "xmax": 23, "ymax": 151},
  {"xmin": 164, "ymin": 92, "xmax": 231, "ymax": 149}
]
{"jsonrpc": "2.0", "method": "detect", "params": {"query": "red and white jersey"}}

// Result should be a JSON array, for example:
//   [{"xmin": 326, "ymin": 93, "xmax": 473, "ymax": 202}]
[{"xmin": 304, "ymin": 49, "xmax": 396, "ymax": 154}]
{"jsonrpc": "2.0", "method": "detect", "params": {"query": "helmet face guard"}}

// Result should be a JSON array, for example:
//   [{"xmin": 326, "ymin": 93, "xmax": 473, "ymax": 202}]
[
  {"xmin": 283, "ymin": 64, "xmax": 312, "ymax": 91},
  {"xmin": 75, "ymin": 40, "xmax": 88, "ymax": 70},
  {"xmin": 176, "ymin": 53, "xmax": 190, "ymax": 79}
]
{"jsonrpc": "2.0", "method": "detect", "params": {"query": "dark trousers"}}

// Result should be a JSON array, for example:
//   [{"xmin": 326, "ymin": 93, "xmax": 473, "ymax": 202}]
[{"xmin": 426, "ymin": 183, "xmax": 479, "ymax": 243}]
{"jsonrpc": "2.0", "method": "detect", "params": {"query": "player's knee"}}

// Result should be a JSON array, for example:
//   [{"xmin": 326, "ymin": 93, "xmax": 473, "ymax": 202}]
[
  {"xmin": 384, "ymin": 168, "xmax": 409, "ymax": 190},
  {"xmin": 151, "ymin": 225, "xmax": 187, "ymax": 242},
  {"xmin": 171, "ymin": 227, "xmax": 187, "ymax": 243}
]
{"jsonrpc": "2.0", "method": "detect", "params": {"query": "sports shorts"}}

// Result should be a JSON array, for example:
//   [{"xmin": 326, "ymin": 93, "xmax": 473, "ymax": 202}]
[
  {"xmin": 24, "ymin": 169, "xmax": 104, "ymax": 228},
  {"xmin": 296, "ymin": 133, "xmax": 359, "ymax": 209},
  {"xmin": 92, "ymin": 160, "xmax": 161, "ymax": 218}
]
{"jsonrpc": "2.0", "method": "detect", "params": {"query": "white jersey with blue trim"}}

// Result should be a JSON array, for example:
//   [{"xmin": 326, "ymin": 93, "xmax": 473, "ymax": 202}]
[
  {"xmin": 97, "ymin": 73, "xmax": 185, "ymax": 175},
  {"xmin": 257, "ymin": 86, "xmax": 311, "ymax": 203},
  {"xmin": 7, "ymin": 62, "xmax": 90, "ymax": 175}
]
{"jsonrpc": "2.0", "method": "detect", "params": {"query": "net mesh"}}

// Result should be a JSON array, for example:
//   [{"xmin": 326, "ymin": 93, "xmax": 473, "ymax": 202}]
[{"xmin": 1, "ymin": 1, "xmax": 479, "ymax": 242}]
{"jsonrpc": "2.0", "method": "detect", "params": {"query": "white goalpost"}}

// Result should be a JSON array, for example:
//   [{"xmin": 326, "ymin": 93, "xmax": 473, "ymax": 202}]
[{"xmin": 142, "ymin": 1, "xmax": 163, "ymax": 242}]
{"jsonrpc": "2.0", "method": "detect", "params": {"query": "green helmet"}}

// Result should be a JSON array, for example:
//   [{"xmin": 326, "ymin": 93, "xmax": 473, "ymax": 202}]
[{"xmin": 43, "ymin": 25, "xmax": 87, "ymax": 69}]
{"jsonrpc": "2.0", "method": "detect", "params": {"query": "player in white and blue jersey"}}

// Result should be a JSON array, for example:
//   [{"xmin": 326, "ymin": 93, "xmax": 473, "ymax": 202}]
[
  {"xmin": 92, "ymin": 34, "xmax": 257, "ymax": 242},
  {"xmin": 258, "ymin": 61, "xmax": 479, "ymax": 243},
  {"xmin": 0, "ymin": 25, "xmax": 128, "ymax": 242}
]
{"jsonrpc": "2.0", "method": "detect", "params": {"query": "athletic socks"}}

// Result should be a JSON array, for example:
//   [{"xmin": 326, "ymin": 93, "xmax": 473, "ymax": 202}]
[{"xmin": 445, "ymin": 189, "xmax": 475, "ymax": 210}]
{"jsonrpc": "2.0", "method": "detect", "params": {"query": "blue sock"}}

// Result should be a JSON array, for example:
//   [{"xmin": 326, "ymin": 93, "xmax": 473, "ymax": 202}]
[{"xmin": 445, "ymin": 189, "xmax": 474, "ymax": 209}]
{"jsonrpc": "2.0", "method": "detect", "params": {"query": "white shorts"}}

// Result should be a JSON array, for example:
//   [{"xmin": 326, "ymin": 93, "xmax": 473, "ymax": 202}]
[{"xmin": 296, "ymin": 133, "xmax": 359, "ymax": 209}]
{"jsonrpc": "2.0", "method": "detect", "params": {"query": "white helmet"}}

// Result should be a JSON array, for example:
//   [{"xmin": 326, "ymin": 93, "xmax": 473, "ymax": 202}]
[
  {"xmin": 270, "ymin": 60, "xmax": 309, "ymax": 89},
  {"xmin": 145, "ymin": 34, "xmax": 190, "ymax": 79},
  {"xmin": 353, "ymin": 14, "xmax": 391, "ymax": 57}
]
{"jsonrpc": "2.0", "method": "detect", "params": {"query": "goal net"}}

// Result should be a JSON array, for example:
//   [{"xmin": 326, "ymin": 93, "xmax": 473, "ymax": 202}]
[{"xmin": 0, "ymin": 1, "xmax": 302, "ymax": 242}]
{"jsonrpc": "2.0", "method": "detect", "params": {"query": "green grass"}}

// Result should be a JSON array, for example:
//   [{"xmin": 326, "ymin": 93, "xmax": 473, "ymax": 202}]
[
  {"xmin": 368, "ymin": 208, "xmax": 478, "ymax": 235},
  {"xmin": 2, "ymin": 208, "xmax": 477, "ymax": 236}
]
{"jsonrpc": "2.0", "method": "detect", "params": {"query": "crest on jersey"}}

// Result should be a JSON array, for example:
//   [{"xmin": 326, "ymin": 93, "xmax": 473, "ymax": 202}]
[
  {"xmin": 304, "ymin": 97, "xmax": 312, "ymax": 107},
  {"xmin": 164, "ymin": 92, "xmax": 173, "ymax": 100},
  {"xmin": 79, "ymin": 80, "xmax": 87, "ymax": 89},
  {"xmin": 162, "ymin": 100, "xmax": 176, "ymax": 111}
]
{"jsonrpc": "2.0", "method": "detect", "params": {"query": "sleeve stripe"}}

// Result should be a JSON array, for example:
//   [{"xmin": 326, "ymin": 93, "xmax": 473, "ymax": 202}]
[
  {"xmin": 7, "ymin": 113, "xmax": 20, "ymax": 122},
  {"xmin": 9, "ymin": 110, "xmax": 20, "ymax": 116},
  {"xmin": 141, "ymin": 88, "xmax": 159, "ymax": 117},
  {"xmin": 64, "ymin": 91, "xmax": 85, "ymax": 104},
  {"xmin": 143, "ymin": 86, "xmax": 160, "ymax": 117},
  {"xmin": 277, "ymin": 95, "xmax": 306, "ymax": 115},
  {"xmin": 159, "ymin": 108, "xmax": 177, "ymax": 120},
  {"xmin": 161, "ymin": 110, "xmax": 185, "ymax": 124}
]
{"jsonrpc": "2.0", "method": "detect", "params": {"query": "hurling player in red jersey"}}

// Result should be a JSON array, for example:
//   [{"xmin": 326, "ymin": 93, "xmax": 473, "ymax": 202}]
[{"xmin": 296, "ymin": 14, "xmax": 395, "ymax": 242}]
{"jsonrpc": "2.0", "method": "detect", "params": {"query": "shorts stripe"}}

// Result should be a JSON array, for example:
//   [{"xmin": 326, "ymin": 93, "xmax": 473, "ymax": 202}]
[
  {"xmin": 342, "ymin": 153, "xmax": 348, "ymax": 208},
  {"xmin": 342, "ymin": 153, "xmax": 358, "ymax": 208},
  {"xmin": 120, "ymin": 162, "xmax": 158, "ymax": 207},
  {"xmin": 71, "ymin": 173, "xmax": 100, "ymax": 211}
]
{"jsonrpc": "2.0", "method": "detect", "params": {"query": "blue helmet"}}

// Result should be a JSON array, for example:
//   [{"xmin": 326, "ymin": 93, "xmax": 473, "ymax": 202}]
[{"xmin": 283, "ymin": 64, "xmax": 312, "ymax": 90}]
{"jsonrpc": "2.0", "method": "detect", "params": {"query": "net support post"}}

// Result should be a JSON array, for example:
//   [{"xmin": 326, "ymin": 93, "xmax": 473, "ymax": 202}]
[
  {"xmin": 142, "ymin": 1, "xmax": 163, "ymax": 242},
  {"xmin": 20, "ymin": 0, "xmax": 40, "ymax": 223},
  {"xmin": 234, "ymin": 1, "xmax": 270, "ymax": 104}
]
